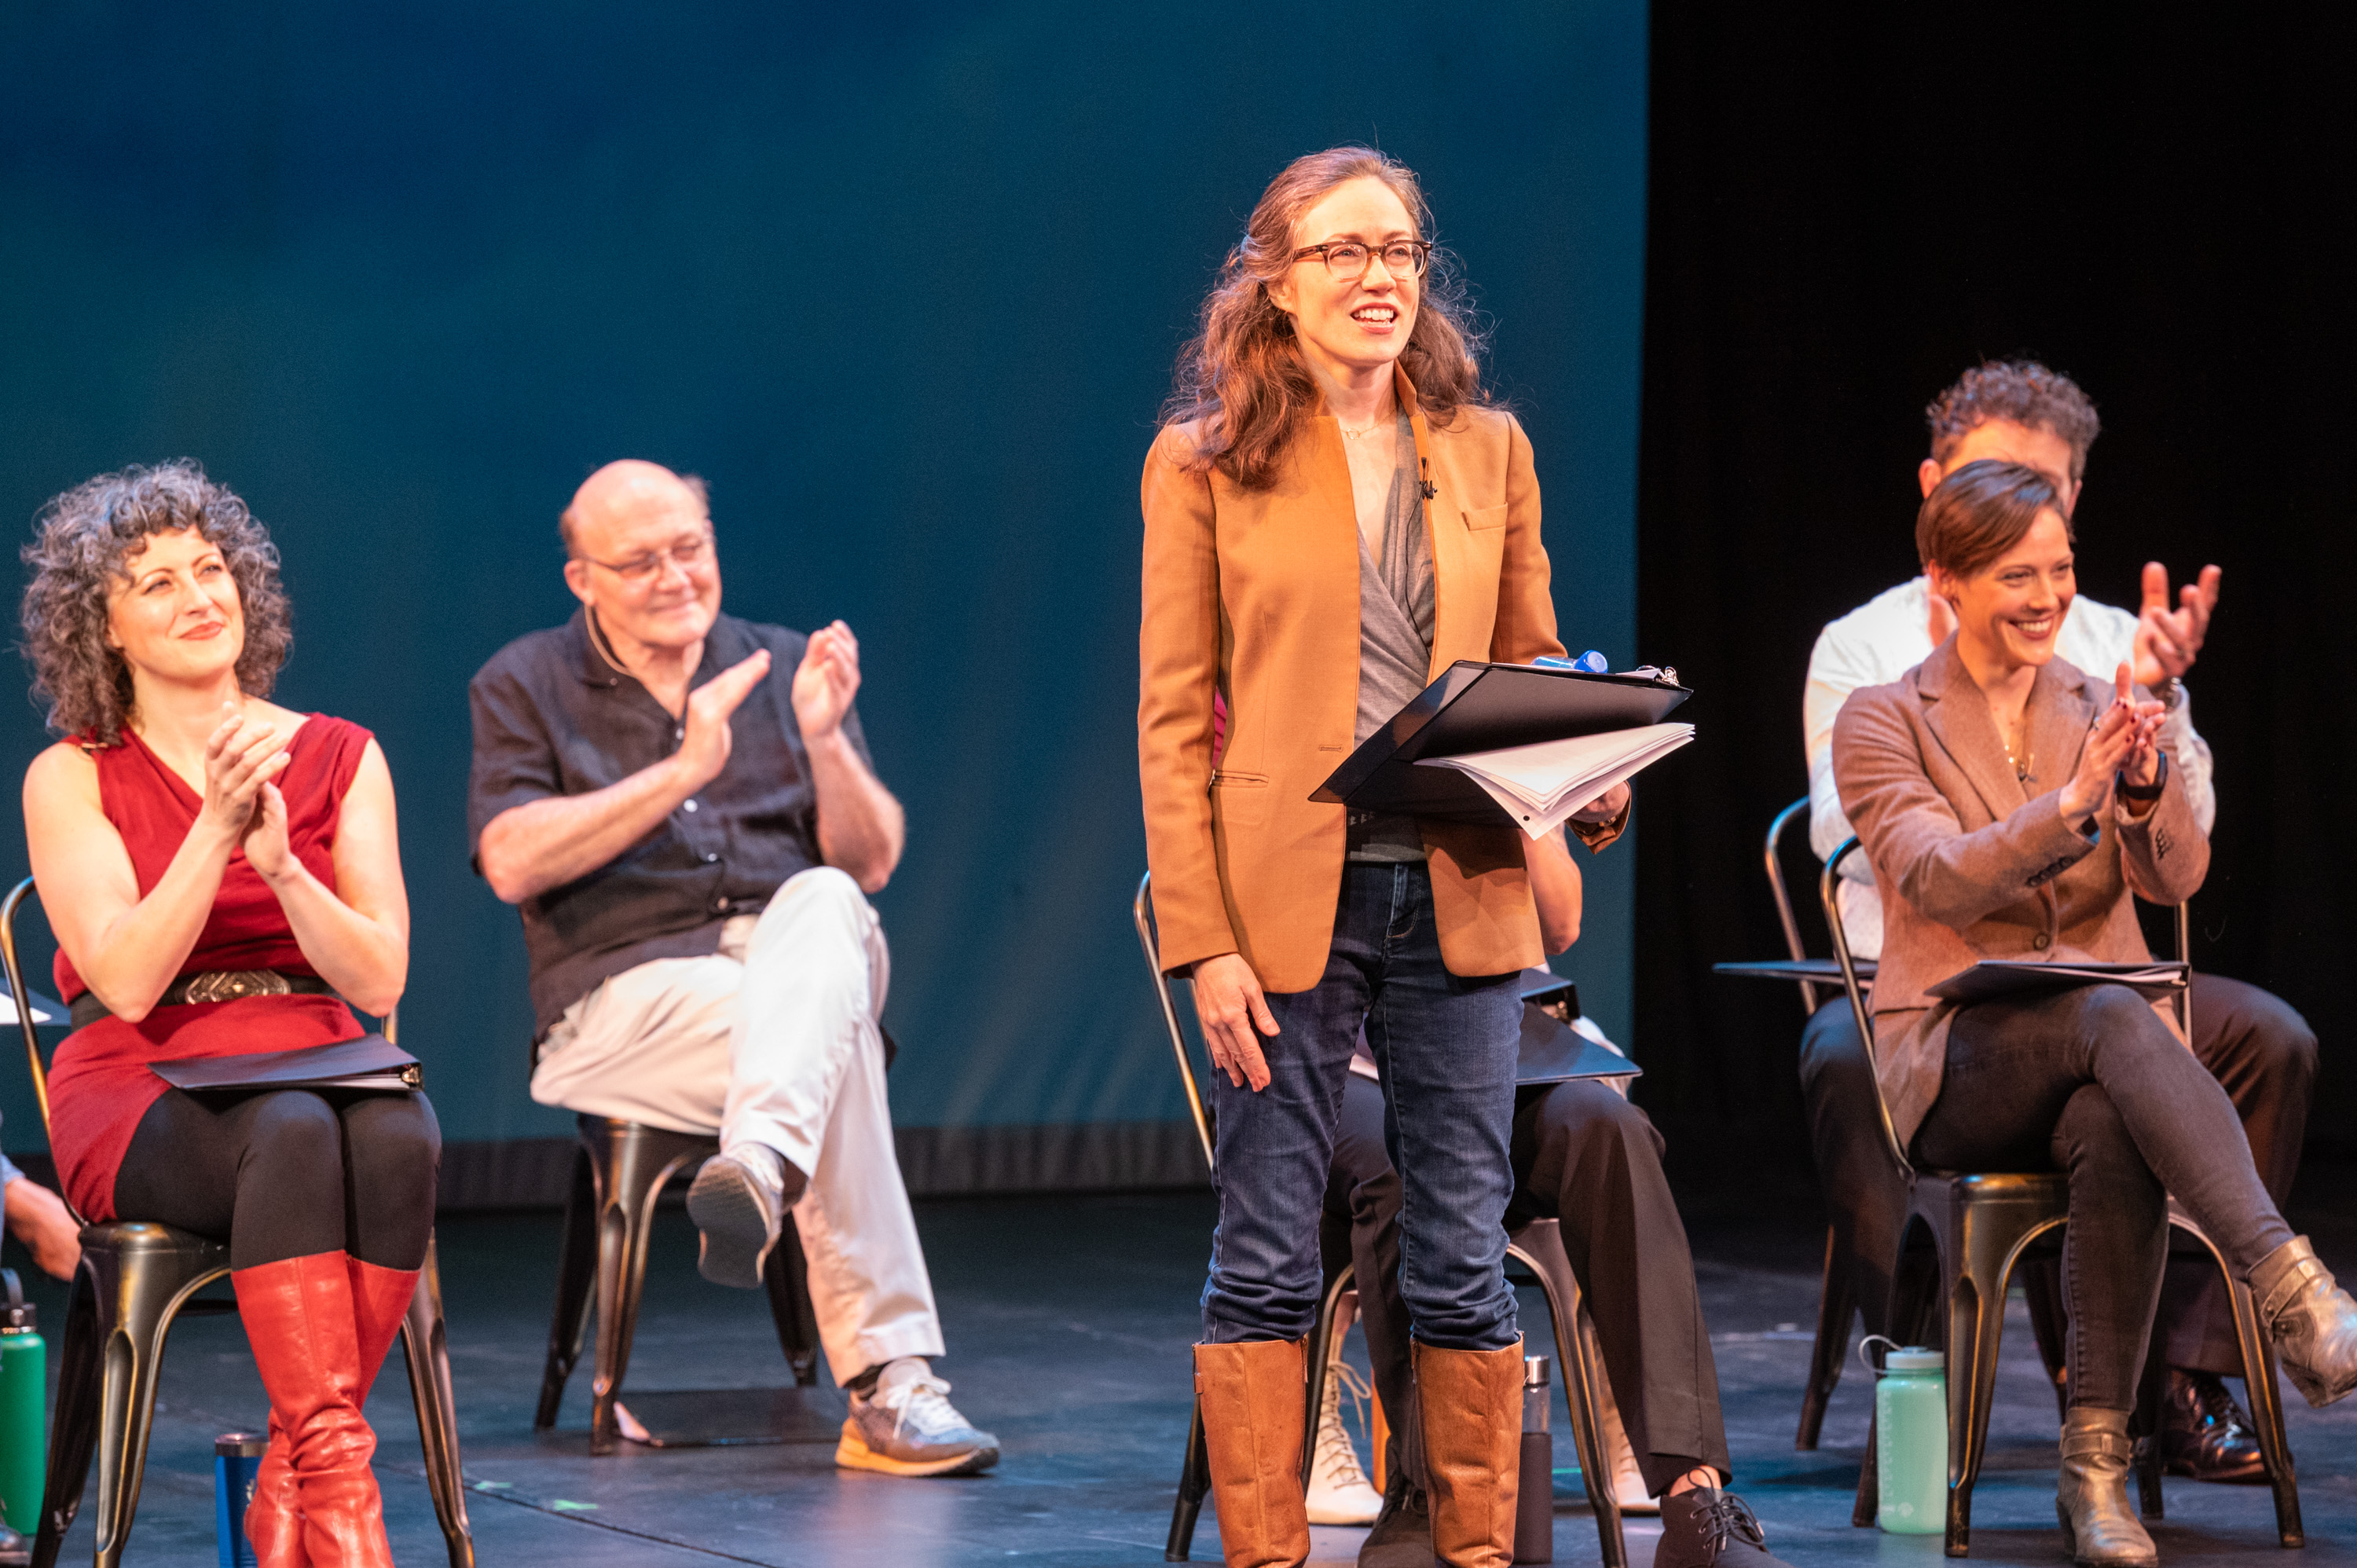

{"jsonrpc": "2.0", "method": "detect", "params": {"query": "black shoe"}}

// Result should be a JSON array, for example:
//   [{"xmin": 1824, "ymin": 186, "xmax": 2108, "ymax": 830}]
[
  {"xmin": 1358, "ymin": 1459, "xmax": 1437, "ymax": 1568},
  {"xmin": 1656, "ymin": 1488, "xmax": 1793, "ymax": 1568},
  {"xmin": 2160, "ymin": 1368, "xmax": 2268, "ymax": 1484}
]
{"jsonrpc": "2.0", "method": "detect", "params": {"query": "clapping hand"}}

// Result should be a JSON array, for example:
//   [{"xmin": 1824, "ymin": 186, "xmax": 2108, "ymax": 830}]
[
  {"xmin": 2062, "ymin": 664, "xmax": 2165, "ymax": 822},
  {"xmin": 200, "ymin": 702, "xmax": 291, "ymax": 843},
  {"xmin": 793, "ymin": 621, "xmax": 862, "ymax": 741},
  {"xmin": 2132, "ymin": 561, "xmax": 2222, "ymax": 687},
  {"xmin": 678, "ymin": 650, "xmax": 772, "ymax": 788}
]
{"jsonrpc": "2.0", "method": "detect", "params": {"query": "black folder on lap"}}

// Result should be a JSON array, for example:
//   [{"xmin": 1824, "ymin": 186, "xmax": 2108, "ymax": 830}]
[
  {"xmin": 1515, "ymin": 1005, "xmax": 1641, "ymax": 1086},
  {"xmin": 1924, "ymin": 960, "xmax": 2190, "ymax": 1006},
  {"xmin": 1312, "ymin": 661, "xmax": 1692, "ymax": 824},
  {"xmin": 151, "ymin": 1035, "xmax": 422, "ymax": 1094}
]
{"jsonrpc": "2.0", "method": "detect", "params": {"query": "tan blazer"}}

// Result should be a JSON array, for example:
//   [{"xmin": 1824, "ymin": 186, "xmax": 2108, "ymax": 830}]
[
  {"xmin": 1138, "ymin": 367, "xmax": 1582, "ymax": 991},
  {"xmin": 1831, "ymin": 640, "xmax": 2208, "ymax": 1149}
]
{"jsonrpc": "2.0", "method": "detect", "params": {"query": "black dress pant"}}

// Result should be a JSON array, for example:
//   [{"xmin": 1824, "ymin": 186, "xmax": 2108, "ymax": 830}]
[
  {"xmin": 113, "ymin": 1087, "xmax": 441, "ymax": 1273},
  {"xmin": 1798, "ymin": 972, "xmax": 2314, "ymax": 1375},
  {"xmin": 1325, "ymin": 1071, "xmax": 1731, "ymax": 1497}
]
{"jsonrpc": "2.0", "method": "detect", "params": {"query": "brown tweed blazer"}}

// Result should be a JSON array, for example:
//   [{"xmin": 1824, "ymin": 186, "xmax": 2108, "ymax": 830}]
[
  {"xmin": 1137, "ymin": 365, "xmax": 1594, "ymax": 991},
  {"xmin": 1831, "ymin": 640, "xmax": 2208, "ymax": 1149}
]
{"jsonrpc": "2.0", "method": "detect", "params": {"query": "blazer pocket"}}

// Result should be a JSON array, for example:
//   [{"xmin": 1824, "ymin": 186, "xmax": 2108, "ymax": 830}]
[
  {"xmin": 1209, "ymin": 770, "xmax": 1270, "ymax": 829},
  {"xmin": 1462, "ymin": 503, "xmax": 1508, "ymax": 532}
]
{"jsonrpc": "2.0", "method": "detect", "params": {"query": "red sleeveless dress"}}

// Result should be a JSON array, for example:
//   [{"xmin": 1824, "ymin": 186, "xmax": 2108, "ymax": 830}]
[{"xmin": 46, "ymin": 716, "xmax": 372, "ymax": 1221}]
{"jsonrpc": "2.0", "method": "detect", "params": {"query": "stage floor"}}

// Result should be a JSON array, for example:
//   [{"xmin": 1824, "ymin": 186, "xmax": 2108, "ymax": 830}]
[{"xmin": 16, "ymin": 1182, "xmax": 2357, "ymax": 1566}]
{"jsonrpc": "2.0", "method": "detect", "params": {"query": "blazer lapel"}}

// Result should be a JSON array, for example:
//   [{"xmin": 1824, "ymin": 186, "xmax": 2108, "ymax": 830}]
[
  {"xmin": 2026, "ymin": 658, "xmax": 2102, "ymax": 800},
  {"xmin": 1916, "ymin": 640, "xmax": 2029, "ymax": 823}
]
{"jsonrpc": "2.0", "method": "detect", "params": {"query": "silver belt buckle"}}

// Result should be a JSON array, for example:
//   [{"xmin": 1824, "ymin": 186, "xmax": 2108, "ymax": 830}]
[{"xmin": 185, "ymin": 970, "xmax": 291, "ymax": 1005}]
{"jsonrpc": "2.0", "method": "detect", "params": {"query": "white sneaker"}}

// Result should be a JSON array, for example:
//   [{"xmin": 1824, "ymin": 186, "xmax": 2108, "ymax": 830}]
[
  {"xmin": 1306, "ymin": 1359, "xmax": 1383, "ymax": 1525},
  {"xmin": 685, "ymin": 1144, "xmax": 800, "ymax": 1288},
  {"xmin": 836, "ymin": 1358, "xmax": 1001, "ymax": 1477}
]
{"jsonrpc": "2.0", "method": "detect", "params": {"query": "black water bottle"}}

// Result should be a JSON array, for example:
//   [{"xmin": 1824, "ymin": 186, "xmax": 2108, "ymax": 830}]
[{"xmin": 1514, "ymin": 1354, "xmax": 1552, "ymax": 1563}]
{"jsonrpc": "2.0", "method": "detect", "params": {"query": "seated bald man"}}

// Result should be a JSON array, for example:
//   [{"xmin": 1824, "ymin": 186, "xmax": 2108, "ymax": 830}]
[{"xmin": 467, "ymin": 460, "xmax": 996, "ymax": 1478}]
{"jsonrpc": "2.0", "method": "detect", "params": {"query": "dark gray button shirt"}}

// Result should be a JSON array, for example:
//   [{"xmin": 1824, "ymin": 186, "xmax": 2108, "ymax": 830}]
[{"xmin": 467, "ymin": 609, "xmax": 873, "ymax": 1036}]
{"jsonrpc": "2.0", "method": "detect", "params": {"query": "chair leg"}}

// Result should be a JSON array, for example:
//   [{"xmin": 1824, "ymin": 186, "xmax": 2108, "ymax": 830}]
[
  {"xmin": 2227, "ymin": 1274, "xmax": 2304, "ymax": 1548},
  {"xmin": 535, "ymin": 1145, "xmax": 599, "ymax": 1428},
  {"xmin": 1853, "ymin": 1405, "xmax": 1880, "ymax": 1529},
  {"xmin": 31, "ymin": 1264, "xmax": 101, "ymax": 1568},
  {"xmin": 2131, "ymin": 1331, "xmax": 2167, "ymax": 1520},
  {"xmin": 1798, "ymin": 1223, "xmax": 1854, "ymax": 1451},
  {"xmin": 85, "ymin": 1250, "xmax": 191, "ymax": 1567},
  {"xmin": 398, "ymin": 1238, "xmax": 478, "ymax": 1568},
  {"xmin": 586, "ymin": 1123, "xmax": 702, "ymax": 1456},
  {"xmin": 1165, "ymin": 1395, "xmax": 1210, "ymax": 1562},
  {"xmin": 1509, "ymin": 1224, "xmax": 1625, "ymax": 1568},
  {"xmin": 761, "ymin": 1211, "xmax": 823, "ymax": 1387},
  {"xmin": 1944, "ymin": 1266, "xmax": 2010, "ymax": 1559}
]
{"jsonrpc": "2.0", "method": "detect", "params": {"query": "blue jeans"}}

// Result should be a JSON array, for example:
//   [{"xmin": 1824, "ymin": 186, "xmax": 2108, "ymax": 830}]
[{"xmin": 1203, "ymin": 861, "xmax": 1523, "ymax": 1351}]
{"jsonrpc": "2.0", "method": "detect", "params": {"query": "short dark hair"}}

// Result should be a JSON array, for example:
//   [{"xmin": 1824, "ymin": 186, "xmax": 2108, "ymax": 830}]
[
  {"xmin": 20, "ymin": 460, "xmax": 292, "ymax": 744},
  {"xmin": 1926, "ymin": 360, "xmax": 2101, "ymax": 481},
  {"xmin": 1916, "ymin": 460, "xmax": 2073, "ymax": 579}
]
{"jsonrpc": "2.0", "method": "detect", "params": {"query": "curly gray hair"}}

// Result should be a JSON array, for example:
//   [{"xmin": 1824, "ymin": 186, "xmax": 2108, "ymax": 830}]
[{"xmin": 19, "ymin": 460, "xmax": 292, "ymax": 743}]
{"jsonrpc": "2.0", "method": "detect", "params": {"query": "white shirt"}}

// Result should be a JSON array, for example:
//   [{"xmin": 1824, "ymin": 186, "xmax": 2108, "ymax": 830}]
[{"xmin": 1803, "ymin": 577, "xmax": 2216, "ymax": 959}]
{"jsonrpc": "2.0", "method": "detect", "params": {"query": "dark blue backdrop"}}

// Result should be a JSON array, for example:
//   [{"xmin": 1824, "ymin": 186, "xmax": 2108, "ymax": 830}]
[{"xmin": 0, "ymin": 2, "xmax": 1648, "ymax": 1159}]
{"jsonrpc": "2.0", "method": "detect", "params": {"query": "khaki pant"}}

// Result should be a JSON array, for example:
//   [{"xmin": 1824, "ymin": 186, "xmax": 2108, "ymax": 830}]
[{"xmin": 531, "ymin": 866, "xmax": 943, "ymax": 1384}]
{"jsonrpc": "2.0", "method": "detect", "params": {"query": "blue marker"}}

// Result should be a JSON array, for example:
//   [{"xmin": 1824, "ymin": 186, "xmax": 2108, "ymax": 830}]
[{"xmin": 1534, "ymin": 650, "xmax": 1610, "ymax": 674}]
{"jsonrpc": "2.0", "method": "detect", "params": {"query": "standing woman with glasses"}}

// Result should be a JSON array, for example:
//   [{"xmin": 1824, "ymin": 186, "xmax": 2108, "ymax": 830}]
[
  {"xmin": 20, "ymin": 461, "xmax": 431, "ymax": 1567},
  {"xmin": 1138, "ymin": 148, "xmax": 1630, "ymax": 1568}
]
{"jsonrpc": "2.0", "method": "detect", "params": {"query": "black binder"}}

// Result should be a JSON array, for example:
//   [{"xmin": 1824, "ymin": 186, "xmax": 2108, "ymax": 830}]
[
  {"xmin": 1312, "ymin": 660, "xmax": 1692, "ymax": 823},
  {"xmin": 150, "ymin": 1035, "xmax": 421, "ymax": 1094}
]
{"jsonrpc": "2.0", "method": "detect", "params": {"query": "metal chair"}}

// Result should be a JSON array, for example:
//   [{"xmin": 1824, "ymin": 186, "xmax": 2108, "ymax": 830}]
[
  {"xmin": 0, "ymin": 877, "xmax": 475, "ymax": 1568},
  {"xmin": 1135, "ymin": 873, "xmax": 1626, "ymax": 1566},
  {"xmin": 533, "ymin": 1115, "xmax": 826, "ymax": 1454},
  {"xmin": 1820, "ymin": 842, "xmax": 2300, "ymax": 1555}
]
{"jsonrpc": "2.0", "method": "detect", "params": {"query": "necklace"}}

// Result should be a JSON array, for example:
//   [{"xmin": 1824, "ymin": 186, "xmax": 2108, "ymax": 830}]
[
  {"xmin": 1338, "ymin": 420, "xmax": 1382, "ymax": 440},
  {"xmin": 2003, "ymin": 723, "xmax": 2032, "ymax": 783}
]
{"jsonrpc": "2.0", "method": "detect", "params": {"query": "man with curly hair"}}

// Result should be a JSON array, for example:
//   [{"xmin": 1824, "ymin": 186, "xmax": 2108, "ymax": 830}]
[
  {"xmin": 1798, "ymin": 360, "xmax": 2315, "ymax": 1484},
  {"xmin": 467, "ymin": 460, "xmax": 996, "ymax": 1479}
]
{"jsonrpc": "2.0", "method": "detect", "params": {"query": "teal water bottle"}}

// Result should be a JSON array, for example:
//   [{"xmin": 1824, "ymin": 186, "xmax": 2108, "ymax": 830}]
[
  {"xmin": 0, "ymin": 1268, "xmax": 46, "ymax": 1533},
  {"xmin": 1865, "ymin": 1337, "xmax": 1945, "ymax": 1534}
]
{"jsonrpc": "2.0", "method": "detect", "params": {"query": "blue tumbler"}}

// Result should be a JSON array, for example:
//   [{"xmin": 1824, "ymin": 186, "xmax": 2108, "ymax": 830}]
[
  {"xmin": 1864, "ymin": 1338, "xmax": 1947, "ymax": 1534},
  {"xmin": 214, "ymin": 1432, "xmax": 266, "ymax": 1568}
]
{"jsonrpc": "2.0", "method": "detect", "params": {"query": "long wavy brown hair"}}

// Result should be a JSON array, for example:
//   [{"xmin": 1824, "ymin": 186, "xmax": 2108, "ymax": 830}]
[
  {"xmin": 1163, "ymin": 146, "xmax": 1490, "ymax": 490},
  {"xmin": 20, "ymin": 460, "xmax": 292, "ymax": 744}
]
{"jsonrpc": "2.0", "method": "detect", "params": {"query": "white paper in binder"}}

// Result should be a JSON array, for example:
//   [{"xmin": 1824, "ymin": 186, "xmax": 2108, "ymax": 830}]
[{"xmin": 1416, "ymin": 723, "xmax": 1696, "ymax": 841}]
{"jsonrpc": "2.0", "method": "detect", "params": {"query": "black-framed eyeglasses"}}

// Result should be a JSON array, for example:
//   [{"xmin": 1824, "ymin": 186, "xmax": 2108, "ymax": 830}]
[
  {"xmin": 1289, "ymin": 239, "xmax": 1431, "ymax": 281},
  {"xmin": 578, "ymin": 529, "xmax": 715, "ymax": 586}
]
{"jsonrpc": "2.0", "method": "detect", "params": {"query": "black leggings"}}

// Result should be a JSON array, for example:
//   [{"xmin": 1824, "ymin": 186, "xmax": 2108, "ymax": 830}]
[{"xmin": 112, "ymin": 1088, "xmax": 440, "ymax": 1273}]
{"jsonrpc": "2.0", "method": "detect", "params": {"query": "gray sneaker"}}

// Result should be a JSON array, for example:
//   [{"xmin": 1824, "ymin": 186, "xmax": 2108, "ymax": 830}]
[
  {"xmin": 836, "ymin": 1360, "xmax": 1000, "ymax": 1477},
  {"xmin": 685, "ymin": 1145, "xmax": 801, "ymax": 1288}
]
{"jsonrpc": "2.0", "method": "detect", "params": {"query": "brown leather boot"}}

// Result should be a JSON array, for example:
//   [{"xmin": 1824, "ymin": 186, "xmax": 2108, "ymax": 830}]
[
  {"xmin": 1413, "ymin": 1340, "xmax": 1522, "ymax": 1568},
  {"xmin": 234, "ymin": 1254, "xmax": 394, "ymax": 1568},
  {"xmin": 2253, "ymin": 1236, "xmax": 2357, "ymax": 1407},
  {"xmin": 1194, "ymin": 1340, "xmax": 1311, "ymax": 1568},
  {"xmin": 2056, "ymin": 1407, "xmax": 2157, "ymax": 1567}
]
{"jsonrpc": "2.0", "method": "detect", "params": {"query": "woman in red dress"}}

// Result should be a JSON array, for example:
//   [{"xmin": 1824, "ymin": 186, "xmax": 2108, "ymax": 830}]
[{"xmin": 20, "ymin": 461, "xmax": 433, "ymax": 1568}]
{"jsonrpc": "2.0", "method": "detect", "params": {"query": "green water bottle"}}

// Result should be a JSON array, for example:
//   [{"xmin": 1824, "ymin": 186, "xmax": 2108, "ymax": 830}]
[
  {"xmin": 1865, "ymin": 1338, "xmax": 1946, "ymax": 1534},
  {"xmin": 0, "ymin": 1268, "xmax": 45, "ymax": 1533}
]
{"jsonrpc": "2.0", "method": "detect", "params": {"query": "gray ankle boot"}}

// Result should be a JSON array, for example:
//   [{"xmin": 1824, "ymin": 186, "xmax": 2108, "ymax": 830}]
[
  {"xmin": 2055, "ymin": 1408, "xmax": 2157, "ymax": 1568},
  {"xmin": 2253, "ymin": 1236, "xmax": 2357, "ymax": 1407}
]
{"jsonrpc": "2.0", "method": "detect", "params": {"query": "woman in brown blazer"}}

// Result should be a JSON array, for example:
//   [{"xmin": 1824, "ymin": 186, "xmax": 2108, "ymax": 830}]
[
  {"xmin": 1833, "ymin": 460, "xmax": 2357, "ymax": 1568},
  {"xmin": 1138, "ymin": 147, "xmax": 1647, "ymax": 1568}
]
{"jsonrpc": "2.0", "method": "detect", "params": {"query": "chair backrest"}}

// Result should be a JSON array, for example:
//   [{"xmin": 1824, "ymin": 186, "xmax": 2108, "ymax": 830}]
[
  {"xmin": 1822, "ymin": 837, "xmax": 2198, "ymax": 1171},
  {"xmin": 1133, "ymin": 871, "xmax": 1214, "ymax": 1177},
  {"xmin": 1764, "ymin": 796, "xmax": 1824, "ymax": 1014}
]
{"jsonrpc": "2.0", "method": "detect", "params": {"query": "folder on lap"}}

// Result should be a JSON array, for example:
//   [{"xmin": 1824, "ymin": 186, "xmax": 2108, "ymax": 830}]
[
  {"xmin": 1925, "ymin": 960, "xmax": 2190, "ymax": 1006},
  {"xmin": 1314, "ymin": 661, "xmax": 1694, "ymax": 837},
  {"xmin": 150, "ymin": 1035, "xmax": 422, "ymax": 1094}
]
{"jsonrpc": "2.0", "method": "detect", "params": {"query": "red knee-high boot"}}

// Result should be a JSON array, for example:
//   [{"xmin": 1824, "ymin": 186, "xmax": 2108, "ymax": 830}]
[
  {"xmin": 346, "ymin": 1258, "xmax": 422, "ymax": 1401},
  {"xmin": 233, "ymin": 1254, "xmax": 394, "ymax": 1568},
  {"xmin": 244, "ymin": 1414, "xmax": 307, "ymax": 1568}
]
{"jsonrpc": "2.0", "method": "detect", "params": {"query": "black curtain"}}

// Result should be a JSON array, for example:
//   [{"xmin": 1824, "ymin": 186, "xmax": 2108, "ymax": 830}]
[{"xmin": 1633, "ymin": 6, "xmax": 2357, "ymax": 1166}]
